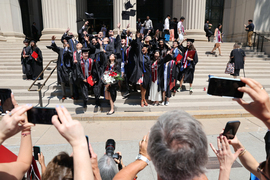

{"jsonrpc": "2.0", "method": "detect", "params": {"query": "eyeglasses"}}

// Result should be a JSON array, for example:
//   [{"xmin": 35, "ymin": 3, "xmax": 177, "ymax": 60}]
[{"xmin": 257, "ymin": 161, "xmax": 270, "ymax": 180}]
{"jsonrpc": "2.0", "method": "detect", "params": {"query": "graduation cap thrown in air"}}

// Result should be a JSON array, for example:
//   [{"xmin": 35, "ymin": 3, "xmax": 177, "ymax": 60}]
[
  {"xmin": 129, "ymin": 9, "xmax": 136, "ymax": 17},
  {"xmin": 187, "ymin": 38, "xmax": 195, "ymax": 43},
  {"xmin": 85, "ymin": 12, "xmax": 95, "ymax": 20},
  {"xmin": 122, "ymin": 11, "xmax": 130, "ymax": 20},
  {"xmin": 46, "ymin": 46, "xmax": 53, "ymax": 49},
  {"xmin": 125, "ymin": 1, "xmax": 136, "ymax": 10}
]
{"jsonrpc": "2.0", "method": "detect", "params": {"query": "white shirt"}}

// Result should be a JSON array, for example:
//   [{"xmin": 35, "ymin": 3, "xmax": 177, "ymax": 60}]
[
  {"xmin": 143, "ymin": 19, "xmax": 153, "ymax": 29},
  {"xmin": 164, "ymin": 18, "xmax": 170, "ymax": 30},
  {"xmin": 177, "ymin": 21, "xmax": 185, "ymax": 34}
]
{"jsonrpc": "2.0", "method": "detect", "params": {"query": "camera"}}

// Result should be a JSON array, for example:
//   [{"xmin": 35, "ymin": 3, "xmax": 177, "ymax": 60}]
[{"xmin": 105, "ymin": 139, "xmax": 120, "ymax": 160}]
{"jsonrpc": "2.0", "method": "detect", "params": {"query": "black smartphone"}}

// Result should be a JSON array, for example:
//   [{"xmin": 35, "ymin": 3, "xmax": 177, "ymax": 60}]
[
  {"xmin": 222, "ymin": 121, "xmax": 241, "ymax": 139},
  {"xmin": 33, "ymin": 146, "xmax": 40, "ymax": 160},
  {"xmin": 0, "ymin": 88, "xmax": 14, "ymax": 113},
  {"xmin": 207, "ymin": 76, "xmax": 246, "ymax": 98},
  {"xmin": 86, "ymin": 135, "xmax": 92, "ymax": 158},
  {"xmin": 27, "ymin": 107, "xmax": 57, "ymax": 125}
]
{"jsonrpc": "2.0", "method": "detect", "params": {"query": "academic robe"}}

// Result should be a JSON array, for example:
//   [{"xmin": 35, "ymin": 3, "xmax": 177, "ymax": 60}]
[
  {"xmin": 61, "ymin": 33, "xmax": 78, "ymax": 52},
  {"xmin": 163, "ymin": 60, "xmax": 177, "ymax": 98},
  {"xmin": 21, "ymin": 46, "xmax": 32, "ymax": 79},
  {"xmin": 103, "ymin": 43, "xmax": 114, "ymax": 58},
  {"xmin": 74, "ymin": 57, "xmax": 95, "ymax": 103},
  {"xmin": 30, "ymin": 47, "xmax": 43, "ymax": 80},
  {"xmin": 178, "ymin": 45, "xmax": 199, "ymax": 84},
  {"xmin": 51, "ymin": 42, "xmax": 73, "ymax": 84},
  {"xmin": 129, "ymin": 38, "xmax": 151, "ymax": 89},
  {"xmin": 92, "ymin": 51, "xmax": 108, "ymax": 101},
  {"xmin": 72, "ymin": 50, "xmax": 82, "ymax": 83}
]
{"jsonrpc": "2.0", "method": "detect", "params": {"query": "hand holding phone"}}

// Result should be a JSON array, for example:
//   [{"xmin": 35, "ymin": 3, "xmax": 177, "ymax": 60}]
[
  {"xmin": 27, "ymin": 107, "xmax": 57, "ymax": 125},
  {"xmin": 33, "ymin": 146, "xmax": 40, "ymax": 160},
  {"xmin": 222, "ymin": 121, "xmax": 241, "ymax": 139}
]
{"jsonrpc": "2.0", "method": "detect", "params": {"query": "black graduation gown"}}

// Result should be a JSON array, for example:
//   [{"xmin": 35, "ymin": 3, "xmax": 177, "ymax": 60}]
[
  {"xmin": 105, "ymin": 63, "xmax": 121, "ymax": 102},
  {"xmin": 129, "ymin": 38, "xmax": 151, "ymax": 89},
  {"xmin": 30, "ymin": 47, "xmax": 43, "ymax": 80},
  {"xmin": 92, "ymin": 52, "xmax": 108, "ymax": 100},
  {"xmin": 21, "ymin": 46, "xmax": 32, "ymax": 78},
  {"xmin": 51, "ymin": 42, "xmax": 73, "ymax": 84},
  {"xmin": 103, "ymin": 43, "xmax": 114, "ymax": 58},
  {"xmin": 72, "ymin": 50, "xmax": 82, "ymax": 84},
  {"xmin": 115, "ymin": 35, "xmax": 128, "ymax": 73},
  {"xmin": 230, "ymin": 49, "xmax": 245, "ymax": 69},
  {"xmin": 178, "ymin": 45, "xmax": 199, "ymax": 84},
  {"xmin": 163, "ymin": 60, "xmax": 177, "ymax": 97}
]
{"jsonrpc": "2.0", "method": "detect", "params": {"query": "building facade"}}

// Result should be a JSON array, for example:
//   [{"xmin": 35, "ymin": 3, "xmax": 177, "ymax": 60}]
[{"xmin": 0, "ymin": 0, "xmax": 269, "ymax": 43}]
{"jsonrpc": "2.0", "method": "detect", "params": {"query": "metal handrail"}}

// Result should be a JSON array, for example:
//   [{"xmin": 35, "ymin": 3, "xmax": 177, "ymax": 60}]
[
  {"xmin": 28, "ymin": 59, "xmax": 57, "ymax": 107},
  {"xmin": 28, "ymin": 59, "xmax": 57, "ymax": 92},
  {"xmin": 251, "ymin": 32, "xmax": 270, "ymax": 52}
]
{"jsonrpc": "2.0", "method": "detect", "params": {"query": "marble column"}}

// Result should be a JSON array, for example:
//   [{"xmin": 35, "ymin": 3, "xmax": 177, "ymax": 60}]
[
  {"xmin": 76, "ymin": 0, "xmax": 88, "ymax": 32},
  {"xmin": 0, "ymin": 0, "xmax": 25, "ymax": 42},
  {"xmin": 173, "ymin": 0, "xmax": 207, "ymax": 41},
  {"xmin": 40, "ymin": 0, "xmax": 77, "ymax": 41},
  {"xmin": 113, "ymin": 0, "xmax": 137, "ymax": 36}
]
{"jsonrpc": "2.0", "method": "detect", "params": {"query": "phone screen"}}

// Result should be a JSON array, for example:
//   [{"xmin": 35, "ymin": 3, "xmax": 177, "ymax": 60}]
[
  {"xmin": 222, "ymin": 121, "xmax": 241, "ymax": 139},
  {"xmin": 33, "ymin": 146, "xmax": 40, "ymax": 160},
  {"xmin": 207, "ymin": 77, "xmax": 246, "ymax": 98},
  {"xmin": 86, "ymin": 135, "xmax": 92, "ymax": 158},
  {"xmin": 27, "ymin": 107, "xmax": 57, "ymax": 125},
  {"xmin": 0, "ymin": 88, "xmax": 14, "ymax": 113}
]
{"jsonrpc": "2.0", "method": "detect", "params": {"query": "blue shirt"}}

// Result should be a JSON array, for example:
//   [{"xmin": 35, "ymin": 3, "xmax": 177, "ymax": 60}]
[{"xmin": 246, "ymin": 23, "xmax": 254, "ymax": 31}]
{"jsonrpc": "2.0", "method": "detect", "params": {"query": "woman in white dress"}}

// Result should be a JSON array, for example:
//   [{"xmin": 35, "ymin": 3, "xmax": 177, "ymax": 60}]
[{"xmin": 211, "ymin": 23, "xmax": 223, "ymax": 56}]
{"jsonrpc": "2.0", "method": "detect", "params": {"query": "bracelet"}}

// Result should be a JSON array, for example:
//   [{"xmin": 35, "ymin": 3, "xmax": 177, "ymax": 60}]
[
  {"xmin": 135, "ymin": 154, "xmax": 150, "ymax": 165},
  {"xmin": 21, "ymin": 132, "xmax": 31, "ymax": 137},
  {"xmin": 239, "ymin": 149, "xmax": 247, "ymax": 157}
]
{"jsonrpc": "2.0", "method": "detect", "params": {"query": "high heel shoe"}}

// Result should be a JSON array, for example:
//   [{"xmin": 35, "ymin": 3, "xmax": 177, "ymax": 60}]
[
  {"xmin": 141, "ymin": 100, "xmax": 144, "ymax": 107},
  {"xmin": 107, "ymin": 110, "xmax": 115, "ymax": 115}
]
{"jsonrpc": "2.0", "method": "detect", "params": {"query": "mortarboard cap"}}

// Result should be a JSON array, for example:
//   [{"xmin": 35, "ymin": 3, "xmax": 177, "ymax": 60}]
[
  {"xmin": 85, "ymin": 12, "xmax": 95, "ymax": 20},
  {"xmin": 82, "ymin": 47, "xmax": 90, "ymax": 53},
  {"xmin": 129, "ymin": 9, "xmax": 136, "ymax": 17},
  {"xmin": 30, "ymin": 40, "xmax": 36, "ymax": 43},
  {"xmin": 64, "ymin": 36, "xmax": 73, "ymax": 41},
  {"xmin": 125, "ymin": 1, "xmax": 136, "ymax": 10},
  {"xmin": 46, "ymin": 46, "xmax": 53, "ymax": 49},
  {"xmin": 23, "ymin": 39, "xmax": 29, "ymax": 43},
  {"xmin": 187, "ymin": 38, "xmax": 195, "ymax": 43},
  {"xmin": 122, "ymin": 11, "xmax": 130, "ymax": 20}
]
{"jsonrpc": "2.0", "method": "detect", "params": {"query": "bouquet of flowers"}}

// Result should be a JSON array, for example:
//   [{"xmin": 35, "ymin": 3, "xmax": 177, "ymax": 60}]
[{"xmin": 102, "ymin": 71, "xmax": 123, "ymax": 86}]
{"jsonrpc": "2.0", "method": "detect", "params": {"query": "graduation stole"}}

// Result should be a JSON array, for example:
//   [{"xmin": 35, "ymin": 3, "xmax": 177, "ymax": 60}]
[
  {"xmin": 105, "ymin": 63, "xmax": 115, "ymax": 72},
  {"xmin": 23, "ymin": 48, "xmax": 26, "ymax": 55},
  {"xmin": 182, "ymin": 50, "xmax": 189, "ymax": 69},
  {"xmin": 169, "ymin": 60, "xmax": 176, "ymax": 90},
  {"xmin": 81, "ymin": 58, "xmax": 93, "ymax": 78},
  {"xmin": 151, "ymin": 61, "xmax": 158, "ymax": 82}
]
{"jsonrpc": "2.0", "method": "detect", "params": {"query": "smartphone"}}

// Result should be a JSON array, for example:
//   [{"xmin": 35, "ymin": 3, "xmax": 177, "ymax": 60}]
[
  {"xmin": 86, "ymin": 135, "xmax": 92, "ymax": 158},
  {"xmin": 0, "ymin": 88, "xmax": 14, "ymax": 113},
  {"xmin": 27, "ymin": 107, "xmax": 57, "ymax": 125},
  {"xmin": 33, "ymin": 146, "xmax": 40, "ymax": 160},
  {"xmin": 207, "ymin": 76, "xmax": 246, "ymax": 98},
  {"xmin": 222, "ymin": 121, "xmax": 241, "ymax": 139}
]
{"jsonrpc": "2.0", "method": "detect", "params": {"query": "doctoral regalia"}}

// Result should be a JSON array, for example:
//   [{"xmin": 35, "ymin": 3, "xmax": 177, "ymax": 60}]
[
  {"xmin": 21, "ymin": 46, "xmax": 32, "ymax": 79},
  {"xmin": 30, "ymin": 47, "xmax": 43, "ymax": 80}
]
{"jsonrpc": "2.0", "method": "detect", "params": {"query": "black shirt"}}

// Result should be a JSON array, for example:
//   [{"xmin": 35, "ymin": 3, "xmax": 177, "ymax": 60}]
[{"xmin": 246, "ymin": 23, "xmax": 254, "ymax": 31}]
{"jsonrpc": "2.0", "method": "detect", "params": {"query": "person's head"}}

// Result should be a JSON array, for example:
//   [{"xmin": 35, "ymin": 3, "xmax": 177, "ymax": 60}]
[
  {"xmin": 180, "ymin": 16, "xmax": 185, "ymax": 22},
  {"xmin": 98, "ymin": 155, "xmax": 118, "ymax": 180},
  {"xmin": 173, "ymin": 17, "xmax": 177, "ymax": 22},
  {"xmin": 42, "ymin": 152, "xmax": 73, "ymax": 180},
  {"xmin": 154, "ymin": 50, "xmax": 160, "ymax": 60},
  {"xmin": 167, "ymin": 15, "xmax": 171, "ymax": 19},
  {"xmin": 76, "ymin": 43, "xmax": 83, "ymax": 50},
  {"xmin": 138, "ymin": 18, "xmax": 141, "ymax": 22},
  {"xmin": 82, "ymin": 48, "xmax": 89, "ymax": 59},
  {"xmin": 129, "ymin": 32, "xmax": 133, "ymax": 38},
  {"xmin": 121, "ymin": 38, "xmax": 126, "ymax": 45},
  {"xmin": 217, "ymin": 23, "xmax": 222, "ymax": 29},
  {"xmin": 103, "ymin": 37, "xmax": 109, "ymax": 44},
  {"xmin": 187, "ymin": 41, "xmax": 196, "ymax": 51},
  {"xmin": 30, "ymin": 40, "xmax": 36, "ymax": 48},
  {"xmin": 98, "ymin": 31, "xmax": 103, "ymax": 38},
  {"xmin": 23, "ymin": 39, "xmax": 29, "ymax": 46},
  {"xmin": 173, "ymin": 40, "xmax": 179, "ymax": 48},
  {"xmin": 248, "ymin": 19, "xmax": 253, "ymax": 24},
  {"xmin": 205, "ymin": 19, "xmax": 209, "ymax": 24},
  {"xmin": 159, "ymin": 39, "xmax": 164, "ymax": 47},
  {"xmin": 83, "ymin": 30, "xmax": 87, "ymax": 35},
  {"xmin": 109, "ymin": 53, "xmax": 116, "ymax": 62},
  {"xmin": 148, "ymin": 110, "xmax": 208, "ymax": 180},
  {"xmin": 142, "ymin": 45, "xmax": 149, "ymax": 55},
  {"xmin": 92, "ymin": 37, "xmax": 97, "ymax": 45},
  {"xmin": 146, "ymin": 16, "xmax": 150, "ymax": 20},
  {"xmin": 145, "ymin": 36, "xmax": 152, "ymax": 43},
  {"xmin": 233, "ymin": 43, "xmax": 240, "ymax": 49},
  {"xmin": 109, "ymin": 30, "xmax": 114, "ymax": 37}
]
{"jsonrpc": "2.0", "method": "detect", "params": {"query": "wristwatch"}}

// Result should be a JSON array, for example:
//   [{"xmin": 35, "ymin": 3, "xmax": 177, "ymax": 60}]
[{"xmin": 135, "ymin": 154, "xmax": 150, "ymax": 165}]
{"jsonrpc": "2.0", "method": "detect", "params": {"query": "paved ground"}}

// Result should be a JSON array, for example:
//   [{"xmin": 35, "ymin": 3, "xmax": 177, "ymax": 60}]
[{"xmin": 3, "ymin": 115, "xmax": 268, "ymax": 180}]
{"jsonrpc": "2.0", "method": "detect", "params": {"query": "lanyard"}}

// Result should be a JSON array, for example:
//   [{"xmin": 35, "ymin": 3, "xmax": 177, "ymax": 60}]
[{"xmin": 61, "ymin": 48, "xmax": 65, "ymax": 66}]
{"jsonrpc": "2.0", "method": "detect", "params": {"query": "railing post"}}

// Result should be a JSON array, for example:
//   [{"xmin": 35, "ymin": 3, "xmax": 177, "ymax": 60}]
[
  {"xmin": 37, "ymin": 83, "xmax": 43, "ymax": 107},
  {"xmin": 253, "ymin": 32, "xmax": 256, "ymax": 50},
  {"xmin": 257, "ymin": 35, "xmax": 260, "ymax": 52},
  {"xmin": 261, "ymin": 37, "xmax": 264, "ymax": 52}
]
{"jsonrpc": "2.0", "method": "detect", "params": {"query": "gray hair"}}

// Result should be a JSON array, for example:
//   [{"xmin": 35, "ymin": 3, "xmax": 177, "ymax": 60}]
[
  {"xmin": 147, "ymin": 110, "xmax": 208, "ymax": 180},
  {"xmin": 234, "ymin": 43, "xmax": 240, "ymax": 49},
  {"xmin": 98, "ymin": 155, "xmax": 118, "ymax": 180}
]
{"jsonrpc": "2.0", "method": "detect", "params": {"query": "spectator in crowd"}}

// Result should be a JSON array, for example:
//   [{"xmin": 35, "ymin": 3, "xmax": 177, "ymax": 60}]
[
  {"xmin": 210, "ymin": 23, "xmax": 223, "ymax": 56},
  {"xmin": 142, "ymin": 16, "xmax": 153, "ymax": 36},
  {"xmin": 113, "ymin": 110, "xmax": 209, "ymax": 180},
  {"xmin": 137, "ymin": 18, "xmax": 142, "ymax": 32},
  {"xmin": 178, "ymin": 16, "xmax": 186, "ymax": 43},
  {"xmin": 204, "ymin": 19, "xmax": 213, "ymax": 42},
  {"xmin": 101, "ymin": 24, "xmax": 107, "ymax": 38},
  {"xmin": 230, "ymin": 43, "xmax": 246, "ymax": 78},
  {"xmin": 164, "ymin": 15, "xmax": 171, "ymax": 42},
  {"xmin": 98, "ymin": 155, "xmax": 118, "ymax": 180},
  {"xmin": 244, "ymin": 20, "xmax": 255, "ymax": 47}
]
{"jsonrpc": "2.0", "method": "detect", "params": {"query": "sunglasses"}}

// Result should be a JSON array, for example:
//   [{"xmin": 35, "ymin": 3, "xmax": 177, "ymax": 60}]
[{"xmin": 258, "ymin": 161, "xmax": 270, "ymax": 180}]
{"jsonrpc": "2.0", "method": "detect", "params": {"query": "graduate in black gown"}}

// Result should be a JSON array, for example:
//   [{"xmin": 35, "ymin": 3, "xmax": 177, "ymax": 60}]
[
  {"xmin": 21, "ymin": 39, "xmax": 32, "ymax": 80},
  {"xmin": 49, "ymin": 36, "xmax": 74, "ymax": 100},
  {"xmin": 61, "ymin": 28, "xmax": 78, "ymax": 52},
  {"xmin": 129, "ymin": 33, "xmax": 151, "ymax": 107},
  {"xmin": 30, "ymin": 40, "xmax": 43, "ymax": 80},
  {"xmin": 74, "ymin": 47, "xmax": 95, "ymax": 108},
  {"xmin": 178, "ymin": 39, "xmax": 198, "ymax": 95},
  {"xmin": 104, "ymin": 53, "xmax": 121, "ymax": 115}
]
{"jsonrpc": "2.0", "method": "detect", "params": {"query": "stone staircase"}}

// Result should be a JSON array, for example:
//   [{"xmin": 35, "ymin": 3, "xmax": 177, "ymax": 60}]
[{"xmin": 0, "ymin": 41, "xmax": 270, "ymax": 119}]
